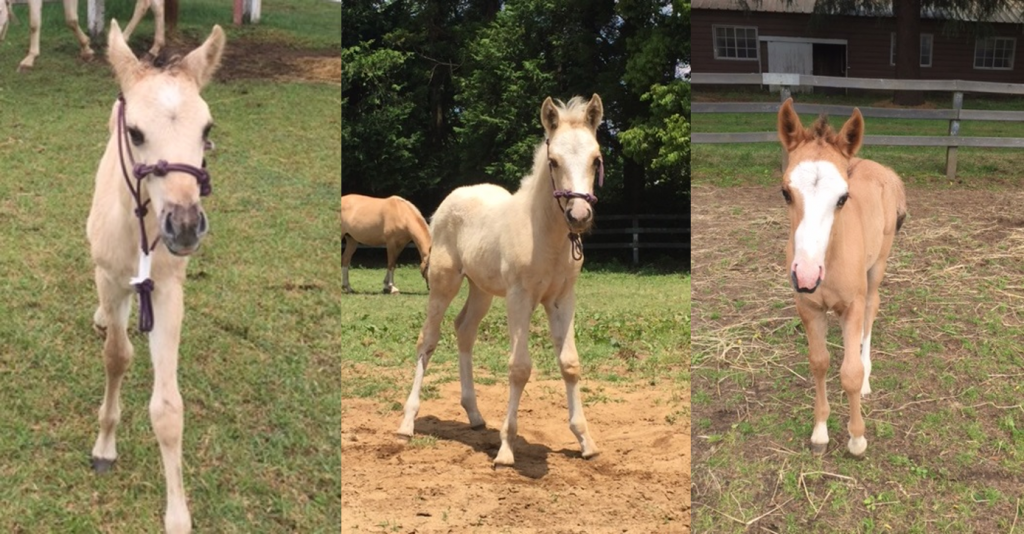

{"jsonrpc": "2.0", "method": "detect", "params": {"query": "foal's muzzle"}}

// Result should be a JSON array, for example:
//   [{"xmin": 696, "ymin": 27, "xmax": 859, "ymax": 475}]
[{"xmin": 161, "ymin": 203, "xmax": 208, "ymax": 256}]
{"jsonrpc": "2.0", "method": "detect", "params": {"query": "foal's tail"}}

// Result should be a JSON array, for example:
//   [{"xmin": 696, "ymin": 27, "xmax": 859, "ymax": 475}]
[{"xmin": 889, "ymin": 171, "xmax": 909, "ymax": 233}]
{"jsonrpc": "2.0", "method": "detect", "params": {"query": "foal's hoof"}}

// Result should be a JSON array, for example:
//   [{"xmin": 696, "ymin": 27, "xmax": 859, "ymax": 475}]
[
  {"xmin": 342, "ymin": 286, "xmax": 354, "ymax": 294},
  {"xmin": 582, "ymin": 448, "xmax": 601, "ymax": 460},
  {"xmin": 90, "ymin": 457, "xmax": 116, "ymax": 473},
  {"xmin": 847, "ymin": 436, "xmax": 867, "ymax": 458},
  {"xmin": 384, "ymin": 286, "xmax": 400, "ymax": 295},
  {"xmin": 809, "ymin": 441, "xmax": 828, "ymax": 455}
]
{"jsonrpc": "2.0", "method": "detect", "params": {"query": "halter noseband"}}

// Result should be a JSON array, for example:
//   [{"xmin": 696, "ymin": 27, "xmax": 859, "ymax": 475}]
[
  {"xmin": 116, "ymin": 93, "xmax": 212, "ymax": 333},
  {"xmin": 546, "ymin": 138, "xmax": 603, "ymax": 261}
]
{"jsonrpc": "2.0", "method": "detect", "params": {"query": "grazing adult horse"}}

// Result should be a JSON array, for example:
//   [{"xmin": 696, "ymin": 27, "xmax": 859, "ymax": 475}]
[
  {"xmin": 13, "ymin": 0, "xmax": 164, "ymax": 71},
  {"xmin": 87, "ymin": 20, "xmax": 224, "ymax": 533},
  {"xmin": 398, "ymin": 95, "xmax": 605, "ymax": 467},
  {"xmin": 340, "ymin": 194, "xmax": 431, "ymax": 294},
  {"xmin": 777, "ymin": 98, "xmax": 907, "ymax": 457}
]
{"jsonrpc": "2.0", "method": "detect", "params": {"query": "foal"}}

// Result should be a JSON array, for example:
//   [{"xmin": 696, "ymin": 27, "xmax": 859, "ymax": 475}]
[
  {"xmin": 87, "ymin": 21, "xmax": 224, "ymax": 533},
  {"xmin": 398, "ymin": 95, "xmax": 605, "ymax": 467},
  {"xmin": 778, "ymin": 98, "xmax": 907, "ymax": 457}
]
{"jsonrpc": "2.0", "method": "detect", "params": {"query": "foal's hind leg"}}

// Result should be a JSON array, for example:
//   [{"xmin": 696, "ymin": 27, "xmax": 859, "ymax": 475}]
[
  {"xmin": 397, "ymin": 269, "xmax": 460, "ymax": 437},
  {"xmin": 149, "ymin": 281, "xmax": 192, "ymax": 533},
  {"xmin": 91, "ymin": 268, "xmax": 134, "ymax": 473},
  {"xmin": 341, "ymin": 236, "xmax": 357, "ymax": 293},
  {"xmin": 860, "ymin": 264, "xmax": 886, "ymax": 396},
  {"xmin": 455, "ymin": 281, "xmax": 493, "ymax": 429},
  {"xmin": 545, "ymin": 293, "xmax": 599, "ymax": 459}
]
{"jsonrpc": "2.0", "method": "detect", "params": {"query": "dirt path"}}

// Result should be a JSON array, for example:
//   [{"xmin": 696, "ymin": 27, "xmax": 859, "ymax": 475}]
[{"xmin": 341, "ymin": 378, "xmax": 690, "ymax": 533}]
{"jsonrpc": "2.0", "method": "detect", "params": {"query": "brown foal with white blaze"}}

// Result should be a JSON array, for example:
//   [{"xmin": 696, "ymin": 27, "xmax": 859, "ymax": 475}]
[
  {"xmin": 87, "ymin": 21, "xmax": 224, "ymax": 533},
  {"xmin": 340, "ymin": 194, "xmax": 431, "ymax": 294},
  {"xmin": 398, "ymin": 95, "xmax": 604, "ymax": 467},
  {"xmin": 13, "ymin": 0, "xmax": 164, "ymax": 71},
  {"xmin": 777, "ymin": 98, "xmax": 907, "ymax": 457}
]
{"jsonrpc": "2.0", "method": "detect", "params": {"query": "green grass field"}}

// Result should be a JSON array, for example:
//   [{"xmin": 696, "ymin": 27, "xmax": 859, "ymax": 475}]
[
  {"xmin": 340, "ymin": 264, "xmax": 690, "ymax": 394},
  {"xmin": 692, "ymin": 90, "xmax": 1024, "ymax": 532},
  {"xmin": 694, "ymin": 89, "xmax": 1024, "ymax": 188},
  {"xmin": 0, "ymin": 1, "xmax": 340, "ymax": 531}
]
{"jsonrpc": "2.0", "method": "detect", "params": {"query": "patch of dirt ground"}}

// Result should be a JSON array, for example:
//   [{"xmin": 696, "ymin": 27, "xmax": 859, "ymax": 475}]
[
  {"xmin": 341, "ymin": 378, "xmax": 690, "ymax": 533},
  {"xmin": 150, "ymin": 35, "xmax": 339, "ymax": 84}
]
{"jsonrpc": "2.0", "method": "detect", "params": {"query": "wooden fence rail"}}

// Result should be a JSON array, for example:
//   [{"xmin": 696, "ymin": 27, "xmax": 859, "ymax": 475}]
[
  {"xmin": 691, "ymin": 72, "xmax": 1024, "ymax": 179},
  {"xmin": 346, "ymin": 214, "xmax": 690, "ymax": 266}
]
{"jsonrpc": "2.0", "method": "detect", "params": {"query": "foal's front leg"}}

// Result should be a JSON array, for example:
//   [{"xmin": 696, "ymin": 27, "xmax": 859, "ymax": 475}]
[
  {"xmin": 494, "ymin": 292, "xmax": 536, "ymax": 467},
  {"xmin": 544, "ymin": 293, "xmax": 599, "ymax": 459},
  {"xmin": 798, "ymin": 303, "xmax": 831, "ymax": 454},
  {"xmin": 91, "ymin": 269, "xmax": 134, "ymax": 472},
  {"xmin": 150, "ymin": 281, "xmax": 192, "ymax": 534}
]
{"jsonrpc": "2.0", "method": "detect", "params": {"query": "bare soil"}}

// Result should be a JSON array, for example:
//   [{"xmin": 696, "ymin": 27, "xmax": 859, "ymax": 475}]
[
  {"xmin": 150, "ymin": 35, "xmax": 340, "ymax": 84},
  {"xmin": 341, "ymin": 378, "xmax": 690, "ymax": 533}
]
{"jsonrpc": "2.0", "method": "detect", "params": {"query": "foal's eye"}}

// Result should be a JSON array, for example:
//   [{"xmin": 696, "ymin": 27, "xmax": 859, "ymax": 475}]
[
  {"xmin": 837, "ymin": 193, "xmax": 849, "ymax": 208},
  {"xmin": 202, "ymin": 124, "xmax": 213, "ymax": 140},
  {"xmin": 594, "ymin": 157, "xmax": 601, "ymax": 168},
  {"xmin": 549, "ymin": 159, "xmax": 559, "ymax": 169},
  {"xmin": 128, "ymin": 127, "xmax": 145, "ymax": 146},
  {"xmin": 781, "ymin": 189, "xmax": 792, "ymax": 204}
]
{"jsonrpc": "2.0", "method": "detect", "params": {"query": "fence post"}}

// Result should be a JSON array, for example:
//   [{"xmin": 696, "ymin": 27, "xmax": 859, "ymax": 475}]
[
  {"xmin": 631, "ymin": 217, "xmax": 639, "ymax": 265},
  {"xmin": 946, "ymin": 91, "xmax": 962, "ymax": 181},
  {"xmin": 780, "ymin": 87, "xmax": 791, "ymax": 171}
]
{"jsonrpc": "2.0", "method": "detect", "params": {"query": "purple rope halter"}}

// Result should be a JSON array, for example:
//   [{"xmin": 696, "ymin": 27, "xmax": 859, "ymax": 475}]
[
  {"xmin": 546, "ymin": 138, "xmax": 603, "ymax": 261},
  {"xmin": 115, "ymin": 93, "xmax": 212, "ymax": 332}
]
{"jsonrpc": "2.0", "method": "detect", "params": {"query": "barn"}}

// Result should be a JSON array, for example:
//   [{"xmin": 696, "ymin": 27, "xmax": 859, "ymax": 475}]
[{"xmin": 692, "ymin": 0, "xmax": 1024, "ymax": 83}]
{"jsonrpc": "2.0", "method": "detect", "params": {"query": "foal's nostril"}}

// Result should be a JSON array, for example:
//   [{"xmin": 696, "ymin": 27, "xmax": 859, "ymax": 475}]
[
  {"xmin": 197, "ymin": 211, "xmax": 209, "ymax": 235},
  {"xmin": 163, "ymin": 212, "xmax": 175, "ymax": 236}
]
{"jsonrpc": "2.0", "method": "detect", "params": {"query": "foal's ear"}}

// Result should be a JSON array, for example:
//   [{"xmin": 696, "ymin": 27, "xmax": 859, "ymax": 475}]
[
  {"xmin": 777, "ymin": 98, "xmax": 805, "ymax": 152},
  {"xmin": 835, "ymin": 107, "xmax": 864, "ymax": 158},
  {"xmin": 181, "ymin": 25, "xmax": 226, "ymax": 88},
  {"xmin": 585, "ymin": 94, "xmax": 604, "ymax": 132},
  {"xmin": 540, "ymin": 97, "xmax": 559, "ymax": 134},
  {"xmin": 107, "ymin": 20, "xmax": 141, "ymax": 89}
]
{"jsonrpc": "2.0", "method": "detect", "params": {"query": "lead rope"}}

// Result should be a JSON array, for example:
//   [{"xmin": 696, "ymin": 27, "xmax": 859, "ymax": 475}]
[
  {"xmin": 116, "ymin": 94, "xmax": 157, "ymax": 333},
  {"xmin": 546, "ymin": 138, "xmax": 602, "ymax": 261},
  {"xmin": 115, "ymin": 94, "xmax": 213, "ymax": 333}
]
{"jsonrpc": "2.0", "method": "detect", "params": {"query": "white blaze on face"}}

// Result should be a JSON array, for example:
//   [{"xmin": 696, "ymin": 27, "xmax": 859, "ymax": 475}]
[{"xmin": 789, "ymin": 160, "xmax": 848, "ymax": 289}]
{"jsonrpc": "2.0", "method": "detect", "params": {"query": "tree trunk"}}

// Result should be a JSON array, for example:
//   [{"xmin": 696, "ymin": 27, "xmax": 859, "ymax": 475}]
[{"xmin": 893, "ymin": 0, "xmax": 923, "ymax": 105}]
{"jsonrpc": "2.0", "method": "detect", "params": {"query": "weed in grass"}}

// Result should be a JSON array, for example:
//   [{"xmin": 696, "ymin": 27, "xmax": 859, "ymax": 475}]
[{"xmin": 408, "ymin": 435, "xmax": 439, "ymax": 449}]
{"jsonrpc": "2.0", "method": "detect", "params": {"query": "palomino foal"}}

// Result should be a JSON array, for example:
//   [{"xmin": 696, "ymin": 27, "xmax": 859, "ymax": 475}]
[
  {"xmin": 398, "ymin": 95, "xmax": 604, "ymax": 467},
  {"xmin": 87, "ymin": 21, "xmax": 224, "ymax": 533},
  {"xmin": 13, "ymin": 0, "xmax": 164, "ymax": 71},
  {"xmin": 777, "ymin": 98, "xmax": 907, "ymax": 457}
]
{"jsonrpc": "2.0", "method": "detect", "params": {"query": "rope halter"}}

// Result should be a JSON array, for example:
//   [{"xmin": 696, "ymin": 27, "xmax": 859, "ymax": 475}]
[{"xmin": 546, "ymin": 137, "xmax": 603, "ymax": 261}]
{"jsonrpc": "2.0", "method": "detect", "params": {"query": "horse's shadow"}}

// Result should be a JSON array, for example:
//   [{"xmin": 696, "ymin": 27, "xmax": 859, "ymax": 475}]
[
  {"xmin": 342, "ymin": 289, "xmax": 429, "ymax": 296},
  {"xmin": 413, "ymin": 415, "xmax": 583, "ymax": 479}
]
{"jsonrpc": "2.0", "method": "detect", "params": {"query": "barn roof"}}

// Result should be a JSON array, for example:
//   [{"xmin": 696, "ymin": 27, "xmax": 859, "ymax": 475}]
[{"xmin": 692, "ymin": 0, "xmax": 1024, "ymax": 24}]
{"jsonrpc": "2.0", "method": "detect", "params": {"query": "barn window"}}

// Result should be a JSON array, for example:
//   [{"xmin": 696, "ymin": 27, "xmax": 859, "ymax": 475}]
[
  {"xmin": 713, "ymin": 26, "xmax": 759, "ymax": 60},
  {"xmin": 890, "ymin": 33, "xmax": 933, "ymax": 67},
  {"xmin": 974, "ymin": 37, "xmax": 1015, "ymax": 70}
]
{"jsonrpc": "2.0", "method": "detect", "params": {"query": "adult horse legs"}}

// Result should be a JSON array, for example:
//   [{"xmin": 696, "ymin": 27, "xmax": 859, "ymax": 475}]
[
  {"xmin": 455, "ymin": 281, "xmax": 492, "ymax": 429},
  {"xmin": 149, "ymin": 282, "xmax": 191, "ymax": 533},
  {"xmin": 91, "ymin": 268, "xmax": 133, "ymax": 473},
  {"xmin": 61, "ymin": 0, "xmax": 92, "ymax": 59},
  {"xmin": 841, "ymin": 301, "xmax": 867, "ymax": 457},
  {"xmin": 17, "ymin": 0, "xmax": 42, "ymax": 71},
  {"xmin": 123, "ymin": 0, "xmax": 165, "ymax": 58},
  {"xmin": 383, "ymin": 241, "xmax": 402, "ymax": 294},
  {"xmin": 544, "ymin": 294, "xmax": 599, "ymax": 459},
  {"xmin": 494, "ymin": 291, "xmax": 536, "ymax": 467},
  {"xmin": 397, "ymin": 270, "xmax": 460, "ymax": 437},
  {"xmin": 341, "ymin": 235, "xmax": 357, "ymax": 293},
  {"xmin": 799, "ymin": 305, "xmax": 831, "ymax": 454}
]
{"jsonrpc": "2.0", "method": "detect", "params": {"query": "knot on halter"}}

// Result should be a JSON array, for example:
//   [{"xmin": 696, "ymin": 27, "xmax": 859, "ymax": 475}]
[
  {"xmin": 134, "ymin": 205, "xmax": 148, "ymax": 218},
  {"xmin": 553, "ymin": 190, "xmax": 598, "ymax": 204},
  {"xmin": 133, "ymin": 278, "xmax": 155, "ymax": 333},
  {"xmin": 134, "ymin": 160, "xmax": 213, "ymax": 197}
]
